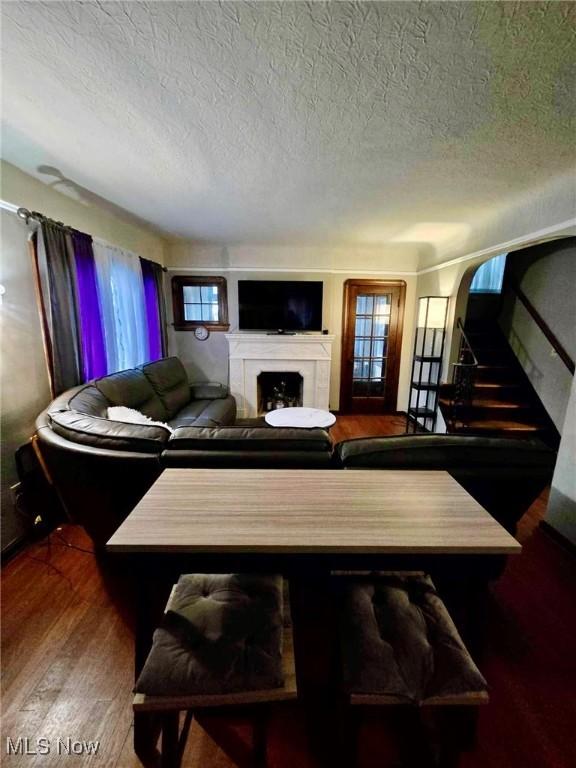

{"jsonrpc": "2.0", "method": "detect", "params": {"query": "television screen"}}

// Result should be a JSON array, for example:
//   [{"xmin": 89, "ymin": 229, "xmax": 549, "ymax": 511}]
[{"xmin": 238, "ymin": 280, "xmax": 323, "ymax": 331}]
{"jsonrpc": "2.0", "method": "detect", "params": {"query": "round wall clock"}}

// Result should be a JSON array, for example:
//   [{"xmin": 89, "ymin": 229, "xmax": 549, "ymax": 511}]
[{"xmin": 194, "ymin": 325, "xmax": 209, "ymax": 341}]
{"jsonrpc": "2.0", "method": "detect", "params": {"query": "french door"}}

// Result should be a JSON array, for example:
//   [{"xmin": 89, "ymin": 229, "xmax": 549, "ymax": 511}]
[{"xmin": 340, "ymin": 280, "xmax": 406, "ymax": 413}]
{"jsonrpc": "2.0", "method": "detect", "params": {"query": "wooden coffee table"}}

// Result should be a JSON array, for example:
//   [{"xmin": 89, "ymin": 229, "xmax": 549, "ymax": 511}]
[{"xmin": 107, "ymin": 468, "xmax": 520, "ymax": 764}]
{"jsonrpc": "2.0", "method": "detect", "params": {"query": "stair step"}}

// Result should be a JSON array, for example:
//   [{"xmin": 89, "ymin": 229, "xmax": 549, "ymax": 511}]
[
  {"xmin": 473, "ymin": 381, "xmax": 521, "ymax": 390},
  {"xmin": 475, "ymin": 350, "xmax": 515, "ymax": 364},
  {"xmin": 475, "ymin": 365, "xmax": 517, "ymax": 382},
  {"xmin": 468, "ymin": 398, "xmax": 531, "ymax": 409},
  {"xmin": 439, "ymin": 397, "xmax": 536, "ymax": 422},
  {"xmin": 452, "ymin": 419, "xmax": 542, "ymax": 432}
]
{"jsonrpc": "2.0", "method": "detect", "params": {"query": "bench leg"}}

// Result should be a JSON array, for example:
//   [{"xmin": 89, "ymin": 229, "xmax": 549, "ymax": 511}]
[
  {"xmin": 434, "ymin": 707, "xmax": 479, "ymax": 768},
  {"xmin": 337, "ymin": 703, "xmax": 361, "ymax": 768},
  {"xmin": 160, "ymin": 712, "xmax": 180, "ymax": 768},
  {"xmin": 134, "ymin": 711, "xmax": 161, "ymax": 768},
  {"xmin": 252, "ymin": 707, "xmax": 269, "ymax": 768},
  {"xmin": 395, "ymin": 708, "xmax": 435, "ymax": 768}
]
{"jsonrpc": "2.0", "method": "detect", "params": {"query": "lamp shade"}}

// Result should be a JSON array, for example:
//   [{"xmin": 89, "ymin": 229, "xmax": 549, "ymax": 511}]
[{"xmin": 417, "ymin": 297, "xmax": 448, "ymax": 329}]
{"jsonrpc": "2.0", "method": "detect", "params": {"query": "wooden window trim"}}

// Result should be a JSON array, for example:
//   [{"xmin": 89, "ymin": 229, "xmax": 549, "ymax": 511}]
[{"xmin": 172, "ymin": 276, "xmax": 230, "ymax": 331}]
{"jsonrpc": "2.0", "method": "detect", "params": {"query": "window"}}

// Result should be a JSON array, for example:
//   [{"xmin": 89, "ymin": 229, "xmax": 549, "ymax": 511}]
[
  {"xmin": 470, "ymin": 253, "xmax": 507, "ymax": 293},
  {"xmin": 171, "ymin": 276, "xmax": 229, "ymax": 331}
]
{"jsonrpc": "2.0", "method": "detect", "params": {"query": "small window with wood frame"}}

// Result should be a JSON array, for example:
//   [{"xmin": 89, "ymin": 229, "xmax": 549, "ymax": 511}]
[{"xmin": 172, "ymin": 276, "xmax": 229, "ymax": 331}]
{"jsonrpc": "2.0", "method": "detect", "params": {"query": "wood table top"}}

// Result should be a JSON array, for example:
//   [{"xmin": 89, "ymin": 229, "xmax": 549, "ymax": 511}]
[{"xmin": 106, "ymin": 469, "xmax": 521, "ymax": 555}]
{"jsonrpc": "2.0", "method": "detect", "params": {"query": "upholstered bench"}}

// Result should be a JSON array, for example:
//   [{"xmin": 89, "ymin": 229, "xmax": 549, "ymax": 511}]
[
  {"xmin": 339, "ymin": 574, "xmax": 488, "ymax": 767},
  {"xmin": 133, "ymin": 573, "xmax": 296, "ymax": 768}
]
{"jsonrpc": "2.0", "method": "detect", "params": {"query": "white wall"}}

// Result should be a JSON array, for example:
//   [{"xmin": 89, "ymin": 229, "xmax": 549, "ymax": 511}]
[
  {"xmin": 166, "ymin": 242, "xmax": 418, "ymax": 411},
  {"xmin": 546, "ymin": 374, "xmax": 576, "ymax": 544},
  {"xmin": 0, "ymin": 211, "xmax": 52, "ymax": 549},
  {"xmin": 0, "ymin": 162, "xmax": 168, "ymax": 553}
]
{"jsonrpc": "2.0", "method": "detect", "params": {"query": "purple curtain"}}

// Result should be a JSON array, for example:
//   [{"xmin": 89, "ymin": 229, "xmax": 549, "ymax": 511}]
[
  {"xmin": 140, "ymin": 258, "xmax": 167, "ymax": 361},
  {"xmin": 72, "ymin": 231, "xmax": 107, "ymax": 379}
]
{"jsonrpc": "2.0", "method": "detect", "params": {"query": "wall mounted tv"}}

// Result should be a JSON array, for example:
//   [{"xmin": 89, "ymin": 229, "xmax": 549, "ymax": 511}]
[{"xmin": 238, "ymin": 280, "xmax": 323, "ymax": 332}]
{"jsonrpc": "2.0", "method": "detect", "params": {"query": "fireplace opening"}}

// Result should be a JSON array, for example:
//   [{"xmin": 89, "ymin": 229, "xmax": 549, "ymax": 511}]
[{"xmin": 257, "ymin": 372, "xmax": 303, "ymax": 414}]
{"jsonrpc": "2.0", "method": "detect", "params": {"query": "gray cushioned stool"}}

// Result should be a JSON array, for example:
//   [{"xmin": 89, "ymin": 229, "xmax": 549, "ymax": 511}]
[
  {"xmin": 133, "ymin": 573, "xmax": 296, "ymax": 768},
  {"xmin": 339, "ymin": 574, "xmax": 488, "ymax": 768}
]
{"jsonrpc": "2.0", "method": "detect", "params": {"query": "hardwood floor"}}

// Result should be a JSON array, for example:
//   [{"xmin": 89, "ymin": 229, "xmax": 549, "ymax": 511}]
[
  {"xmin": 2, "ymin": 416, "xmax": 573, "ymax": 768},
  {"xmin": 329, "ymin": 412, "xmax": 408, "ymax": 442}
]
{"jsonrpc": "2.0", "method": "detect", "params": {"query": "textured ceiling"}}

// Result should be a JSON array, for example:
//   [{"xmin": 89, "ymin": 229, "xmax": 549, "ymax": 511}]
[{"xmin": 2, "ymin": 1, "xmax": 575, "ymax": 254}]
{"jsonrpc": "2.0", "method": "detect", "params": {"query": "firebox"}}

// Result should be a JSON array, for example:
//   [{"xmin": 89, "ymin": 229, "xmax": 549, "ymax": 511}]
[{"xmin": 257, "ymin": 372, "xmax": 303, "ymax": 414}]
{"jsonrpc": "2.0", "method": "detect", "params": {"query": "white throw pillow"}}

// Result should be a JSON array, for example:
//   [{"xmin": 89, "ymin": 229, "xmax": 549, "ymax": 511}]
[{"xmin": 107, "ymin": 406, "xmax": 174, "ymax": 434}]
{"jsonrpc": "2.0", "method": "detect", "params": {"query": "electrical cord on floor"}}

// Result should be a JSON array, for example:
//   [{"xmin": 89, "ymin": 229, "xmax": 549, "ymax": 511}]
[
  {"xmin": 23, "ymin": 535, "xmax": 76, "ymax": 590},
  {"xmin": 52, "ymin": 528, "xmax": 95, "ymax": 555}
]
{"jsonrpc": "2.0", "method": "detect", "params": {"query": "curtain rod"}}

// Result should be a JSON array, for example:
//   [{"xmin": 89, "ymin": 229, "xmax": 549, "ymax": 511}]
[
  {"xmin": 0, "ymin": 199, "xmax": 40, "ymax": 224},
  {"xmin": 1, "ymin": 199, "xmax": 75, "ymax": 229},
  {"xmin": 0, "ymin": 199, "xmax": 167, "ymax": 271}
]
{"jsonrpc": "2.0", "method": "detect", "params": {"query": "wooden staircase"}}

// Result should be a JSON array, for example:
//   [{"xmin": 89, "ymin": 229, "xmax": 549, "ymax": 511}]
[{"xmin": 439, "ymin": 322, "xmax": 560, "ymax": 448}]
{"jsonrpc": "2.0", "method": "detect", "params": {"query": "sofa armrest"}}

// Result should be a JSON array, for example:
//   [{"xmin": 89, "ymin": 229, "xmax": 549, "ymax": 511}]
[{"xmin": 190, "ymin": 382, "xmax": 229, "ymax": 400}]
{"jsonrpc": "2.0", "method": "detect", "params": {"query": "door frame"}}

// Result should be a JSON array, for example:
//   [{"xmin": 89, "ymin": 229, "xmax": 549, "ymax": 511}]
[{"xmin": 339, "ymin": 279, "xmax": 406, "ymax": 413}]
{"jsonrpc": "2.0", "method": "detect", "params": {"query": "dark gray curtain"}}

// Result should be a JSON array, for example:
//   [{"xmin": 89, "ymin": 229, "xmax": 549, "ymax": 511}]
[
  {"xmin": 142, "ymin": 258, "xmax": 168, "ymax": 356},
  {"xmin": 36, "ymin": 220, "xmax": 83, "ymax": 394},
  {"xmin": 153, "ymin": 261, "xmax": 168, "ymax": 356}
]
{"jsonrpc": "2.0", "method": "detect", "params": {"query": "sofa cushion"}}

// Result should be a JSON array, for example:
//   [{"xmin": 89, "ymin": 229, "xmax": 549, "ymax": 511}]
[
  {"xmin": 140, "ymin": 357, "xmax": 190, "ymax": 420},
  {"xmin": 340, "ymin": 574, "xmax": 487, "ymax": 704},
  {"xmin": 49, "ymin": 410, "xmax": 169, "ymax": 454},
  {"xmin": 134, "ymin": 573, "xmax": 284, "ymax": 696},
  {"xmin": 67, "ymin": 384, "xmax": 111, "ymax": 417},
  {"xmin": 168, "ymin": 425, "xmax": 332, "ymax": 452},
  {"xmin": 95, "ymin": 369, "xmax": 167, "ymax": 422},
  {"xmin": 169, "ymin": 396, "xmax": 237, "ymax": 428}
]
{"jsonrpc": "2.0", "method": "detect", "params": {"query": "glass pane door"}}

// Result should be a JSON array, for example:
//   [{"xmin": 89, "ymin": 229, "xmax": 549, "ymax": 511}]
[{"xmin": 352, "ymin": 293, "xmax": 391, "ymax": 398}]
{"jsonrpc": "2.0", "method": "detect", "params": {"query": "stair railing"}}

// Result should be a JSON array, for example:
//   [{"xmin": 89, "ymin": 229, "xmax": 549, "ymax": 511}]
[
  {"xmin": 507, "ymin": 278, "xmax": 575, "ymax": 375},
  {"xmin": 450, "ymin": 318, "xmax": 479, "ymax": 428}
]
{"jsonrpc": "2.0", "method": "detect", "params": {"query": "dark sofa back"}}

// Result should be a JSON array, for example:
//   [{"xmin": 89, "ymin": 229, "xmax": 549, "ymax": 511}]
[
  {"xmin": 140, "ymin": 357, "xmax": 190, "ymax": 419},
  {"xmin": 334, "ymin": 434, "xmax": 557, "ymax": 533},
  {"xmin": 95, "ymin": 368, "xmax": 167, "ymax": 421},
  {"xmin": 164, "ymin": 425, "xmax": 333, "ymax": 468}
]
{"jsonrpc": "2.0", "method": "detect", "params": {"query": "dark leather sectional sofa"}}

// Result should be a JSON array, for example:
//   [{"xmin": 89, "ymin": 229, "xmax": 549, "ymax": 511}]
[
  {"xmin": 36, "ymin": 357, "xmax": 332, "ymax": 545},
  {"xmin": 36, "ymin": 356, "xmax": 557, "ymax": 548}
]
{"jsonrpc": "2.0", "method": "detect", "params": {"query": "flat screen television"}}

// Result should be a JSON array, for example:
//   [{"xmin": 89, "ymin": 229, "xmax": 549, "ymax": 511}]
[{"xmin": 238, "ymin": 280, "xmax": 323, "ymax": 332}]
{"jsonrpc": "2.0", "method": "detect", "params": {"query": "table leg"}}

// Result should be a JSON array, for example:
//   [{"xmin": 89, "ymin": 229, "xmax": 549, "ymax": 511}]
[{"xmin": 288, "ymin": 570, "xmax": 341, "ymax": 767}]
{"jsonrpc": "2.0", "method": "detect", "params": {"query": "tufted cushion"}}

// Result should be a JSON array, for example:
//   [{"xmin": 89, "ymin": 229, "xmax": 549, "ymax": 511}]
[
  {"xmin": 340, "ymin": 574, "xmax": 487, "ymax": 704},
  {"xmin": 49, "ymin": 411, "xmax": 170, "ymax": 454},
  {"xmin": 134, "ymin": 573, "xmax": 284, "ymax": 696},
  {"xmin": 140, "ymin": 357, "xmax": 190, "ymax": 420},
  {"xmin": 95, "ymin": 369, "xmax": 167, "ymax": 422}
]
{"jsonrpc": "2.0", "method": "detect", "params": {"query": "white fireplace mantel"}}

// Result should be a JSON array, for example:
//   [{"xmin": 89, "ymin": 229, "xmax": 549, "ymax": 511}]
[{"xmin": 226, "ymin": 333, "xmax": 335, "ymax": 417}]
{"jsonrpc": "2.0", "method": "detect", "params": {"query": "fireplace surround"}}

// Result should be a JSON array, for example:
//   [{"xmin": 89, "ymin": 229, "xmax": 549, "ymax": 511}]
[{"xmin": 226, "ymin": 333, "xmax": 335, "ymax": 418}]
